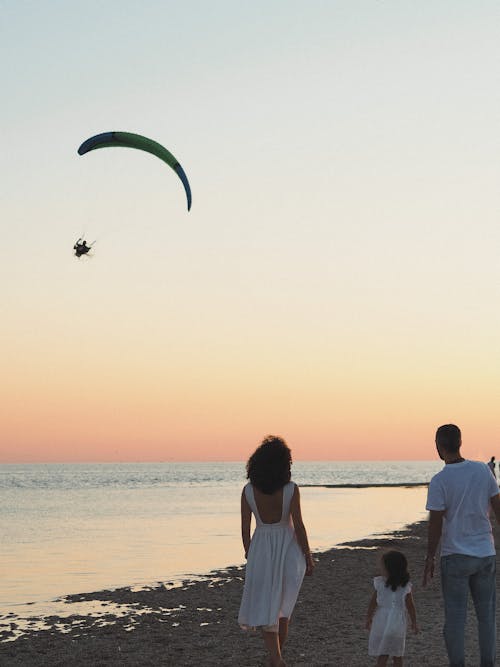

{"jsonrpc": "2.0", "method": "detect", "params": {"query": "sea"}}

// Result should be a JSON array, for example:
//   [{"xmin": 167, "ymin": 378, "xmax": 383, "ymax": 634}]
[{"xmin": 0, "ymin": 461, "xmax": 441, "ymax": 624}]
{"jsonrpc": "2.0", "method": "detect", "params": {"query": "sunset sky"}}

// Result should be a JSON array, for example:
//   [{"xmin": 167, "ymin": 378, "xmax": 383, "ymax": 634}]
[{"xmin": 2, "ymin": 1, "xmax": 499, "ymax": 462}]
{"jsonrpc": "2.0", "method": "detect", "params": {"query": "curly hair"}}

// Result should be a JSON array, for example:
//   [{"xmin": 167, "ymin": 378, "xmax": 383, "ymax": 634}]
[
  {"xmin": 246, "ymin": 435, "xmax": 292, "ymax": 494},
  {"xmin": 382, "ymin": 550, "xmax": 410, "ymax": 591}
]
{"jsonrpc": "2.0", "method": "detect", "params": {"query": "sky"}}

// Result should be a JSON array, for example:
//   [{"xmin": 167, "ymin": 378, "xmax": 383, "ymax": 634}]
[{"xmin": 1, "ymin": 1, "xmax": 499, "ymax": 462}]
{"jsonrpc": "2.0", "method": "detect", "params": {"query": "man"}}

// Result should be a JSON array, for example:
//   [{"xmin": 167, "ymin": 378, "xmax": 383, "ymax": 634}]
[
  {"xmin": 423, "ymin": 424, "xmax": 500, "ymax": 667},
  {"xmin": 488, "ymin": 456, "xmax": 496, "ymax": 479},
  {"xmin": 73, "ymin": 238, "xmax": 92, "ymax": 258}
]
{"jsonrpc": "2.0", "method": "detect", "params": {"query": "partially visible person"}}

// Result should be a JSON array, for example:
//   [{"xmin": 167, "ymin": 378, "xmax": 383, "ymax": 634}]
[
  {"xmin": 238, "ymin": 435, "xmax": 314, "ymax": 667},
  {"xmin": 423, "ymin": 424, "xmax": 500, "ymax": 667},
  {"xmin": 366, "ymin": 549, "xmax": 418, "ymax": 667},
  {"xmin": 487, "ymin": 456, "xmax": 496, "ymax": 478},
  {"xmin": 73, "ymin": 238, "xmax": 92, "ymax": 258}
]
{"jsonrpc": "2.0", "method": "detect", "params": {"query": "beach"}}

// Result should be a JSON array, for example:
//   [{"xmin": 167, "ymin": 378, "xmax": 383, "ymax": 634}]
[{"xmin": 3, "ymin": 518, "xmax": 499, "ymax": 666}]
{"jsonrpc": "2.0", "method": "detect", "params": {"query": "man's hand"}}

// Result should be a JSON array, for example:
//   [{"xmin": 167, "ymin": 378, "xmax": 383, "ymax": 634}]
[
  {"xmin": 423, "ymin": 509, "xmax": 444, "ymax": 586},
  {"xmin": 422, "ymin": 556, "xmax": 435, "ymax": 587}
]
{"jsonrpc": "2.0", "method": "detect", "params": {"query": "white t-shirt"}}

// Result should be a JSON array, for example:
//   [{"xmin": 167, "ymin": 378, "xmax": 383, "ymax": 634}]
[{"xmin": 426, "ymin": 460, "xmax": 499, "ymax": 557}]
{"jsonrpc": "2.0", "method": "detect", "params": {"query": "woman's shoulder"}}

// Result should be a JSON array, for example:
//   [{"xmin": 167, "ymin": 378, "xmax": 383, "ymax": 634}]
[
  {"xmin": 373, "ymin": 575, "xmax": 385, "ymax": 589},
  {"xmin": 241, "ymin": 482, "xmax": 253, "ymax": 497}
]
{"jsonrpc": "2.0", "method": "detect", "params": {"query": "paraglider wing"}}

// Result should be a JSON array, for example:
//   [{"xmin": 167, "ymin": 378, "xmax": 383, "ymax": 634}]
[{"xmin": 77, "ymin": 131, "xmax": 192, "ymax": 211}]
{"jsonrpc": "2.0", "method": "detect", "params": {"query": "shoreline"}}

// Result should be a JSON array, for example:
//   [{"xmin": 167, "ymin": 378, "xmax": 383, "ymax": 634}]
[
  {"xmin": 301, "ymin": 482, "xmax": 428, "ymax": 488},
  {"xmin": 3, "ymin": 520, "xmax": 499, "ymax": 665}
]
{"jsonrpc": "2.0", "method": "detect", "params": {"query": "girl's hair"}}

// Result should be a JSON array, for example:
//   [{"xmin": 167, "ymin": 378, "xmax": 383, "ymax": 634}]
[
  {"xmin": 246, "ymin": 435, "xmax": 292, "ymax": 494},
  {"xmin": 382, "ymin": 550, "xmax": 410, "ymax": 591}
]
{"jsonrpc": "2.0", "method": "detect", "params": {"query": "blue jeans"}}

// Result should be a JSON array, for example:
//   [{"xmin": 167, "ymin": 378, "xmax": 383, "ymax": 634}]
[{"xmin": 440, "ymin": 554, "xmax": 496, "ymax": 667}]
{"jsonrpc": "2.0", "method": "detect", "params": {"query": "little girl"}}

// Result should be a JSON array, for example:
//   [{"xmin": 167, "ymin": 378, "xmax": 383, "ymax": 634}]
[{"xmin": 365, "ymin": 550, "xmax": 418, "ymax": 667}]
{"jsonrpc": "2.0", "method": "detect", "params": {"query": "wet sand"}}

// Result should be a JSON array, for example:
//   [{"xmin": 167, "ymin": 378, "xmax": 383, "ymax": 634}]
[{"xmin": 2, "ymin": 520, "xmax": 499, "ymax": 666}]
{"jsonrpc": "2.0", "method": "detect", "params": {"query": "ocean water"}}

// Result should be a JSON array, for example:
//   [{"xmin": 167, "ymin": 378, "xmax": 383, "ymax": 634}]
[{"xmin": 0, "ymin": 461, "xmax": 441, "ymax": 618}]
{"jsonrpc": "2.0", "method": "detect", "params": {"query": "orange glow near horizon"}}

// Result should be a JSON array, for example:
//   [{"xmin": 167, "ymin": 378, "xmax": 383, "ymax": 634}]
[
  {"xmin": 2, "ymin": 297, "xmax": 500, "ymax": 463},
  {"xmin": 2, "ymin": 334, "xmax": 499, "ymax": 462}
]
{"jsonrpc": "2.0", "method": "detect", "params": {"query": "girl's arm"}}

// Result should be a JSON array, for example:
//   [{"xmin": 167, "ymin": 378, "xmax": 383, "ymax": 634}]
[
  {"xmin": 366, "ymin": 591, "xmax": 377, "ymax": 630},
  {"xmin": 290, "ymin": 485, "xmax": 314, "ymax": 575},
  {"xmin": 365, "ymin": 591, "xmax": 377, "ymax": 630},
  {"xmin": 241, "ymin": 488, "xmax": 252, "ymax": 558},
  {"xmin": 405, "ymin": 591, "xmax": 419, "ymax": 633}
]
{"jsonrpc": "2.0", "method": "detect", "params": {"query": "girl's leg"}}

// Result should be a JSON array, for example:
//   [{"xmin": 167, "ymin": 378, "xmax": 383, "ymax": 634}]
[
  {"xmin": 392, "ymin": 657, "xmax": 403, "ymax": 667},
  {"xmin": 375, "ymin": 656, "xmax": 389, "ymax": 667},
  {"xmin": 278, "ymin": 617, "xmax": 289, "ymax": 649},
  {"xmin": 262, "ymin": 629, "xmax": 285, "ymax": 667}
]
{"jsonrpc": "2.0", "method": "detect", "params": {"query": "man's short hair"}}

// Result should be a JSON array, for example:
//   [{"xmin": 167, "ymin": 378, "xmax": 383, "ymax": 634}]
[{"xmin": 436, "ymin": 424, "xmax": 461, "ymax": 453}]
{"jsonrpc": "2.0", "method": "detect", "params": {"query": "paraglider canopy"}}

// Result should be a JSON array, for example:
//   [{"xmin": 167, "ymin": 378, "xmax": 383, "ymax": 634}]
[{"xmin": 77, "ymin": 131, "xmax": 192, "ymax": 211}]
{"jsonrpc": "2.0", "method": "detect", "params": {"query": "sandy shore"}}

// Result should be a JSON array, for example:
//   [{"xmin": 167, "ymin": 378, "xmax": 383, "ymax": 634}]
[{"xmin": 2, "ymin": 519, "xmax": 499, "ymax": 666}]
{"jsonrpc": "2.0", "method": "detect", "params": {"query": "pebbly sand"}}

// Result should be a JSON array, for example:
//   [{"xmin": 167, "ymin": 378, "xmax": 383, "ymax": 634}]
[{"xmin": 2, "ymin": 519, "xmax": 500, "ymax": 666}]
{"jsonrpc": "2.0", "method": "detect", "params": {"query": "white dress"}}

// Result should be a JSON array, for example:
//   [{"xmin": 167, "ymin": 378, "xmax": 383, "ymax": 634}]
[
  {"xmin": 368, "ymin": 576, "xmax": 411, "ymax": 657},
  {"xmin": 238, "ymin": 481, "xmax": 306, "ymax": 631}
]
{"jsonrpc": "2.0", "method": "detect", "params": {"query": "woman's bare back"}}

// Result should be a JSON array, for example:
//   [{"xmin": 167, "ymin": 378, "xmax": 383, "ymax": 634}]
[{"xmin": 252, "ymin": 486, "xmax": 285, "ymax": 524}]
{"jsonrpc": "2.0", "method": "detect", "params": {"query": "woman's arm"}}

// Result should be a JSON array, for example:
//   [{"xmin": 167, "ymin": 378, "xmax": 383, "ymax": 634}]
[
  {"xmin": 405, "ymin": 592, "xmax": 419, "ymax": 633},
  {"xmin": 241, "ymin": 488, "xmax": 252, "ymax": 558},
  {"xmin": 290, "ymin": 485, "xmax": 314, "ymax": 575},
  {"xmin": 365, "ymin": 591, "xmax": 377, "ymax": 630}
]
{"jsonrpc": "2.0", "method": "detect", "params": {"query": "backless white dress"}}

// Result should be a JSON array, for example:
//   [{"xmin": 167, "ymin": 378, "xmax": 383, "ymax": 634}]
[{"xmin": 238, "ymin": 481, "xmax": 306, "ymax": 631}]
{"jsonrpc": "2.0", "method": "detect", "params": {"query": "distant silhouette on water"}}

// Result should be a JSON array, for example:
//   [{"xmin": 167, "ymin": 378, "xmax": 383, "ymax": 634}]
[{"xmin": 487, "ymin": 456, "xmax": 496, "ymax": 478}]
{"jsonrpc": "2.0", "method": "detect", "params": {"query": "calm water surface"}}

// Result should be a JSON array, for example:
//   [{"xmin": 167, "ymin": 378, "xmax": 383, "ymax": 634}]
[{"xmin": 0, "ymin": 461, "xmax": 440, "ymax": 617}]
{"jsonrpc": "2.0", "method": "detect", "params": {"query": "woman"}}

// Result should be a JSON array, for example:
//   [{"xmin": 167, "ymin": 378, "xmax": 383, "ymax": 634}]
[{"xmin": 238, "ymin": 435, "xmax": 314, "ymax": 667}]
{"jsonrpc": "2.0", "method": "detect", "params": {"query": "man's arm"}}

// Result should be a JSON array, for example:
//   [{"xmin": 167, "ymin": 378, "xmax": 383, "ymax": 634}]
[
  {"xmin": 422, "ymin": 509, "xmax": 444, "ymax": 587},
  {"xmin": 490, "ymin": 493, "xmax": 500, "ymax": 524}
]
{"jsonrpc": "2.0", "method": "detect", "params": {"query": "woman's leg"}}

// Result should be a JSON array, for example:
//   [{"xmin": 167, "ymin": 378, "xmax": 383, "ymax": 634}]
[
  {"xmin": 279, "ymin": 617, "xmax": 289, "ymax": 649},
  {"xmin": 392, "ymin": 657, "xmax": 403, "ymax": 667},
  {"xmin": 262, "ymin": 629, "xmax": 285, "ymax": 667},
  {"xmin": 375, "ymin": 656, "xmax": 389, "ymax": 667}
]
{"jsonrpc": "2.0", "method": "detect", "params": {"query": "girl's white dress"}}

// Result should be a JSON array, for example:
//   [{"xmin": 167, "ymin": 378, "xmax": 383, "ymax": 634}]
[
  {"xmin": 238, "ymin": 481, "xmax": 306, "ymax": 631},
  {"xmin": 368, "ymin": 576, "xmax": 412, "ymax": 657}
]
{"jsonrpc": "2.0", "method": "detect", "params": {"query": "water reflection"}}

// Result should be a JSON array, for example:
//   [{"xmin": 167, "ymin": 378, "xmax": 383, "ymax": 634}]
[{"xmin": 2, "ymin": 485, "xmax": 429, "ymax": 624}]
